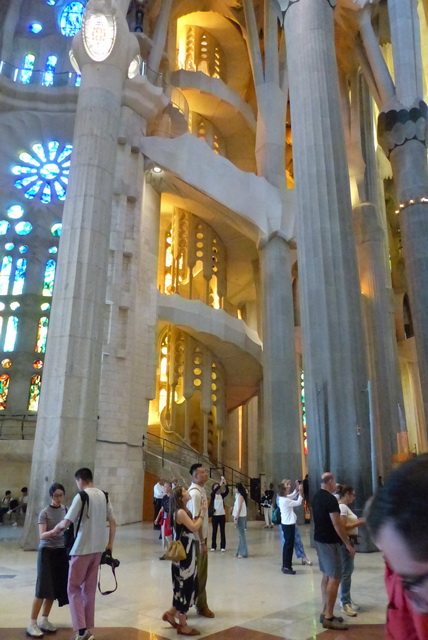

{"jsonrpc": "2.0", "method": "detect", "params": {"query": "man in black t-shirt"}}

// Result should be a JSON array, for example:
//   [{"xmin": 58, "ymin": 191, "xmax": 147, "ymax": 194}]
[{"xmin": 312, "ymin": 473, "xmax": 355, "ymax": 631}]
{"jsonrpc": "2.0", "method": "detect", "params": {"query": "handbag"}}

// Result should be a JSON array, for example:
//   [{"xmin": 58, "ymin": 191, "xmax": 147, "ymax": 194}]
[
  {"xmin": 164, "ymin": 539, "xmax": 187, "ymax": 562},
  {"xmin": 272, "ymin": 505, "xmax": 281, "ymax": 525}
]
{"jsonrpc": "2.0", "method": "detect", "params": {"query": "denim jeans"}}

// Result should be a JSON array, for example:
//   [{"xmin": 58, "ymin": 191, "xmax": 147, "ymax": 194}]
[
  {"xmin": 339, "ymin": 543, "xmax": 355, "ymax": 604},
  {"xmin": 236, "ymin": 516, "xmax": 248, "ymax": 557},
  {"xmin": 280, "ymin": 524, "xmax": 307, "ymax": 559}
]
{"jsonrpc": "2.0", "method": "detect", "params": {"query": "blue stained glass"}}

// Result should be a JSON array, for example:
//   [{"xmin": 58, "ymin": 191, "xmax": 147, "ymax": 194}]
[
  {"xmin": 54, "ymin": 181, "xmax": 66, "ymax": 200},
  {"xmin": 12, "ymin": 258, "xmax": 26, "ymax": 295},
  {"xmin": 0, "ymin": 256, "xmax": 12, "ymax": 295},
  {"xmin": 48, "ymin": 246, "xmax": 58, "ymax": 254},
  {"xmin": 29, "ymin": 22, "xmax": 43, "ymax": 34},
  {"xmin": 41, "ymin": 183, "xmax": 52, "ymax": 204},
  {"xmin": 32, "ymin": 144, "xmax": 47, "ymax": 163},
  {"xmin": 10, "ymin": 302, "xmax": 20, "ymax": 310},
  {"xmin": 4, "ymin": 316, "xmax": 18, "ymax": 352},
  {"xmin": 40, "ymin": 164, "xmax": 59, "ymax": 180},
  {"xmin": 48, "ymin": 141, "xmax": 59, "ymax": 160},
  {"xmin": 19, "ymin": 245, "xmax": 29, "ymax": 254},
  {"xmin": 75, "ymin": 74, "xmax": 81, "ymax": 87},
  {"xmin": 60, "ymin": 2, "xmax": 85, "ymax": 37},
  {"xmin": 43, "ymin": 260, "xmax": 56, "ymax": 296},
  {"xmin": 24, "ymin": 181, "xmax": 44, "ymax": 198},
  {"xmin": 12, "ymin": 166, "xmax": 37, "ymax": 176},
  {"xmin": 7, "ymin": 206, "xmax": 24, "ymax": 219},
  {"xmin": 5, "ymin": 243, "xmax": 14, "ymax": 251},
  {"xmin": 0, "ymin": 221, "xmax": 10, "ymax": 235},
  {"xmin": 42, "ymin": 55, "xmax": 57, "ymax": 87},
  {"xmin": 46, "ymin": 0, "xmax": 56, "ymax": 4},
  {"xmin": 15, "ymin": 175, "xmax": 39, "ymax": 189},
  {"xmin": 56, "ymin": 145, "xmax": 72, "ymax": 164},
  {"xmin": 15, "ymin": 221, "xmax": 33, "ymax": 235},
  {"xmin": 18, "ymin": 153, "xmax": 40, "ymax": 167},
  {"xmin": 51, "ymin": 224, "xmax": 62, "ymax": 237},
  {"xmin": 20, "ymin": 54, "xmax": 35, "ymax": 84}
]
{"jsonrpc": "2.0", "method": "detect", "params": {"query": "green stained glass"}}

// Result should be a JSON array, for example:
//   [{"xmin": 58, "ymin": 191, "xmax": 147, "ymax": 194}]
[
  {"xmin": 28, "ymin": 374, "xmax": 41, "ymax": 411},
  {"xmin": 51, "ymin": 223, "xmax": 62, "ymax": 237},
  {"xmin": 0, "ymin": 374, "xmax": 10, "ymax": 410},
  {"xmin": 35, "ymin": 316, "xmax": 49, "ymax": 353},
  {"xmin": 0, "ymin": 256, "xmax": 13, "ymax": 295},
  {"xmin": 0, "ymin": 221, "xmax": 10, "ymax": 235},
  {"xmin": 43, "ymin": 260, "xmax": 56, "ymax": 296}
]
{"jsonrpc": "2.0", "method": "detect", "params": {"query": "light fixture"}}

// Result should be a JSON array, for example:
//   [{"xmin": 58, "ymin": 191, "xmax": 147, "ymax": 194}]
[{"xmin": 153, "ymin": 166, "xmax": 162, "ymax": 173}]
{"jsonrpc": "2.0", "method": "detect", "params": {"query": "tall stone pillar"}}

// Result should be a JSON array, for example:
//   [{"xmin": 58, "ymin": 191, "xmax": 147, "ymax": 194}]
[
  {"xmin": 260, "ymin": 233, "xmax": 301, "ymax": 485},
  {"xmin": 377, "ymin": 0, "xmax": 428, "ymax": 427},
  {"xmin": 284, "ymin": 0, "xmax": 372, "ymax": 503},
  {"xmin": 22, "ymin": 1, "xmax": 138, "ymax": 548}
]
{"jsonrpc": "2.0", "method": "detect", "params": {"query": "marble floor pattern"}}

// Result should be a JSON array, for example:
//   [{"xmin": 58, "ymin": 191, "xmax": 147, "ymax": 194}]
[{"xmin": 0, "ymin": 522, "xmax": 387, "ymax": 639}]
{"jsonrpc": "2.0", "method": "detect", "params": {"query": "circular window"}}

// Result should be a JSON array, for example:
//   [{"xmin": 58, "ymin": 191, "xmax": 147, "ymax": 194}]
[
  {"xmin": 1, "ymin": 359, "xmax": 12, "ymax": 368},
  {"xmin": 5, "ymin": 243, "xmax": 14, "ymax": 251},
  {"xmin": 19, "ymin": 245, "xmax": 29, "ymax": 254},
  {"xmin": 33, "ymin": 360, "xmax": 44, "ymax": 369},
  {"xmin": 48, "ymin": 246, "xmax": 58, "ymax": 254},
  {"xmin": 60, "ymin": 1, "xmax": 85, "ymax": 37},
  {"xmin": 7, "ymin": 205, "xmax": 24, "ymax": 219},
  {"xmin": 41, "ymin": 303, "xmax": 51, "ymax": 311},
  {"xmin": 51, "ymin": 223, "xmax": 62, "ymax": 237},
  {"xmin": 15, "ymin": 221, "xmax": 32, "ymax": 235},
  {"xmin": 40, "ymin": 163, "xmax": 60, "ymax": 180},
  {"xmin": 10, "ymin": 302, "xmax": 20, "ymax": 311}
]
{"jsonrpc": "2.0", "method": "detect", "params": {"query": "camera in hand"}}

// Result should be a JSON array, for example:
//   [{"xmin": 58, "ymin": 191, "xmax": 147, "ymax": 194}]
[{"xmin": 101, "ymin": 549, "xmax": 120, "ymax": 569}]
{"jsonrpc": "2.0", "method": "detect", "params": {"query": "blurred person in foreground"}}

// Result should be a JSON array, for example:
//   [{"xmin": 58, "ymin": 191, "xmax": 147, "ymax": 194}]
[{"xmin": 367, "ymin": 453, "xmax": 428, "ymax": 640}]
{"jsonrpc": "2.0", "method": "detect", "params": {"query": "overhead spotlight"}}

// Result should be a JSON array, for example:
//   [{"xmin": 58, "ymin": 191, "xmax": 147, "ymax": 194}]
[{"xmin": 153, "ymin": 166, "xmax": 162, "ymax": 173}]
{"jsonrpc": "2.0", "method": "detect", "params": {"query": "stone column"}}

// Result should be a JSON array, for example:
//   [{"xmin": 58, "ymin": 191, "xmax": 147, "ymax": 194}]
[
  {"xmin": 377, "ymin": 0, "xmax": 428, "ymax": 427},
  {"xmin": 22, "ymin": 1, "xmax": 138, "ymax": 549},
  {"xmin": 259, "ymin": 233, "xmax": 301, "ymax": 486},
  {"xmin": 284, "ymin": 0, "xmax": 372, "ymax": 503}
]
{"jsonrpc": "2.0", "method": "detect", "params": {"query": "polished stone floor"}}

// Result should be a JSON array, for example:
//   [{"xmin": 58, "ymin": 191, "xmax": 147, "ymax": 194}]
[{"xmin": 0, "ymin": 521, "xmax": 387, "ymax": 639}]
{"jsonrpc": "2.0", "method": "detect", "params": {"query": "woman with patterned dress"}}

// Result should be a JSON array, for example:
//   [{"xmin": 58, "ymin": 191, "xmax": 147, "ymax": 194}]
[{"xmin": 162, "ymin": 485, "xmax": 207, "ymax": 636}]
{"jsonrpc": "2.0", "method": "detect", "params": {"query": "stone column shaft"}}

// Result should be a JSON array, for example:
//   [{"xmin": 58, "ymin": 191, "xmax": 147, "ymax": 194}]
[
  {"xmin": 284, "ymin": 0, "xmax": 372, "ymax": 503},
  {"xmin": 260, "ymin": 235, "xmax": 301, "ymax": 485}
]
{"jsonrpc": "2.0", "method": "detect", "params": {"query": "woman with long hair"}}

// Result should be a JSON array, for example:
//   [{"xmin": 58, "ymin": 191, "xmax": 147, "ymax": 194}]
[
  {"xmin": 209, "ymin": 475, "xmax": 229, "ymax": 551},
  {"xmin": 278, "ymin": 479, "xmax": 304, "ymax": 575},
  {"xmin": 232, "ymin": 482, "xmax": 248, "ymax": 558},
  {"xmin": 338, "ymin": 485, "xmax": 365, "ymax": 617},
  {"xmin": 26, "ymin": 483, "xmax": 69, "ymax": 638},
  {"xmin": 162, "ymin": 485, "xmax": 207, "ymax": 636}
]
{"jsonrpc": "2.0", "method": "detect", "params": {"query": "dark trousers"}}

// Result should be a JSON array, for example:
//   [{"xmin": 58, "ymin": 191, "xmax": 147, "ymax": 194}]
[
  {"xmin": 154, "ymin": 498, "xmax": 162, "ymax": 529},
  {"xmin": 211, "ymin": 515, "xmax": 226, "ymax": 550},
  {"xmin": 281, "ymin": 524, "xmax": 295, "ymax": 570}
]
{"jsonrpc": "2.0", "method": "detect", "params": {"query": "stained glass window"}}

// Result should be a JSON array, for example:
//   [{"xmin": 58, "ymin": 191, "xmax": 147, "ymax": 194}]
[
  {"xmin": 0, "ymin": 256, "xmax": 12, "ymax": 295},
  {"xmin": 33, "ymin": 360, "xmax": 43, "ymax": 369},
  {"xmin": 28, "ymin": 375, "xmax": 41, "ymax": 411},
  {"xmin": 12, "ymin": 142, "xmax": 72, "ymax": 203},
  {"xmin": 15, "ymin": 221, "xmax": 32, "ymax": 235},
  {"xmin": 49, "ymin": 246, "xmax": 58, "ymax": 254},
  {"xmin": 10, "ymin": 302, "xmax": 20, "ymax": 311},
  {"xmin": 40, "ymin": 303, "xmax": 51, "ymax": 311},
  {"xmin": 51, "ymin": 223, "xmax": 62, "ymax": 237},
  {"xmin": 20, "ymin": 54, "xmax": 35, "ymax": 84},
  {"xmin": 29, "ymin": 23, "xmax": 43, "ymax": 34},
  {"xmin": 1, "ymin": 359, "xmax": 11, "ymax": 369},
  {"xmin": 12, "ymin": 259, "xmax": 26, "ymax": 295},
  {"xmin": 4, "ymin": 316, "xmax": 18, "ymax": 352},
  {"xmin": 35, "ymin": 317, "xmax": 49, "ymax": 353},
  {"xmin": 0, "ymin": 221, "xmax": 10, "ymax": 235},
  {"xmin": 60, "ymin": 2, "xmax": 85, "ymax": 37},
  {"xmin": 7, "ymin": 205, "xmax": 23, "ymax": 219},
  {"xmin": 42, "ymin": 55, "xmax": 57, "ymax": 87},
  {"xmin": 43, "ymin": 261, "xmax": 56, "ymax": 296},
  {"xmin": 0, "ymin": 374, "xmax": 10, "ymax": 409},
  {"xmin": 19, "ymin": 245, "xmax": 29, "ymax": 254},
  {"xmin": 5, "ymin": 243, "xmax": 14, "ymax": 251}
]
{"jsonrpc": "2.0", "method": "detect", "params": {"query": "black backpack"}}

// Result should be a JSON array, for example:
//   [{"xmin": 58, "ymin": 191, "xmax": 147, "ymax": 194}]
[{"xmin": 64, "ymin": 490, "xmax": 108, "ymax": 556}]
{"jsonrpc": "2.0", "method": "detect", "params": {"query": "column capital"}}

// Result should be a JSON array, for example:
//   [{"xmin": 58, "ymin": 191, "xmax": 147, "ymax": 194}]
[
  {"xmin": 279, "ymin": 0, "xmax": 336, "ymax": 17},
  {"xmin": 377, "ymin": 100, "xmax": 428, "ymax": 159}
]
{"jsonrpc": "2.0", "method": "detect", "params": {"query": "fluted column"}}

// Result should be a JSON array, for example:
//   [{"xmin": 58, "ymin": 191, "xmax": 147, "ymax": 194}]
[
  {"xmin": 22, "ymin": 1, "xmax": 138, "ymax": 549},
  {"xmin": 284, "ymin": 0, "xmax": 372, "ymax": 503},
  {"xmin": 260, "ymin": 233, "xmax": 301, "ymax": 485}
]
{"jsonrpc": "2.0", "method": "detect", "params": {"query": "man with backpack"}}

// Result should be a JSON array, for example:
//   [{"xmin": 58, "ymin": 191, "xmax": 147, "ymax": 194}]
[{"xmin": 50, "ymin": 468, "xmax": 116, "ymax": 640}]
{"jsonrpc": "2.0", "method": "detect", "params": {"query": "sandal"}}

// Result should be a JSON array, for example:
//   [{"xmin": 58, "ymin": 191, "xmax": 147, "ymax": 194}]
[{"xmin": 162, "ymin": 612, "xmax": 178, "ymax": 628}]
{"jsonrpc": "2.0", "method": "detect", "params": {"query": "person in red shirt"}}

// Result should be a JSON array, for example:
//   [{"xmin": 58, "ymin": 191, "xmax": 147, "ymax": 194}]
[{"xmin": 367, "ymin": 454, "xmax": 428, "ymax": 640}]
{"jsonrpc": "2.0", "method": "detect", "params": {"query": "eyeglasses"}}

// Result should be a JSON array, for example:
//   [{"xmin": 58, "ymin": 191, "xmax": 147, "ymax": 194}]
[{"xmin": 402, "ymin": 571, "xmax": 428, "ymax": 592}]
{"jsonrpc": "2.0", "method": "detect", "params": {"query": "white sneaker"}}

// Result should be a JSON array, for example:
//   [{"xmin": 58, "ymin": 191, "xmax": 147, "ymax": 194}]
[
  {"xmin": 26, "ymin": 623, "xmax": 44, "ymax": 637},
  {"xmin": 39, "ymin": 620, "xmax": 57, "ymax": 632},
  {"xmin": 74, "ymin": 631, "xmax": 95, "ymax": 640},
  {"xmin": 210, "ymin": 548, "xmax": 216, "ymax": 551},
  {"xmin": 221, "ymin": 548, "xmax": 225, "ymax": 552},
  {"xmin": 341, "ymin": 603, "xmax": 357, "ymax": 617},
  {"xmin": 350, "ymin": 600, "xmax": 360, "ymax": 610}
]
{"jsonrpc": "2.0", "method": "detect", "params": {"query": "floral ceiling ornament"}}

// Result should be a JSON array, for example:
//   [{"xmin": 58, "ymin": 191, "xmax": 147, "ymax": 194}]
[{"xmin": 12, "ymin": 141, "xmax": 72, "ymax": 203}]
